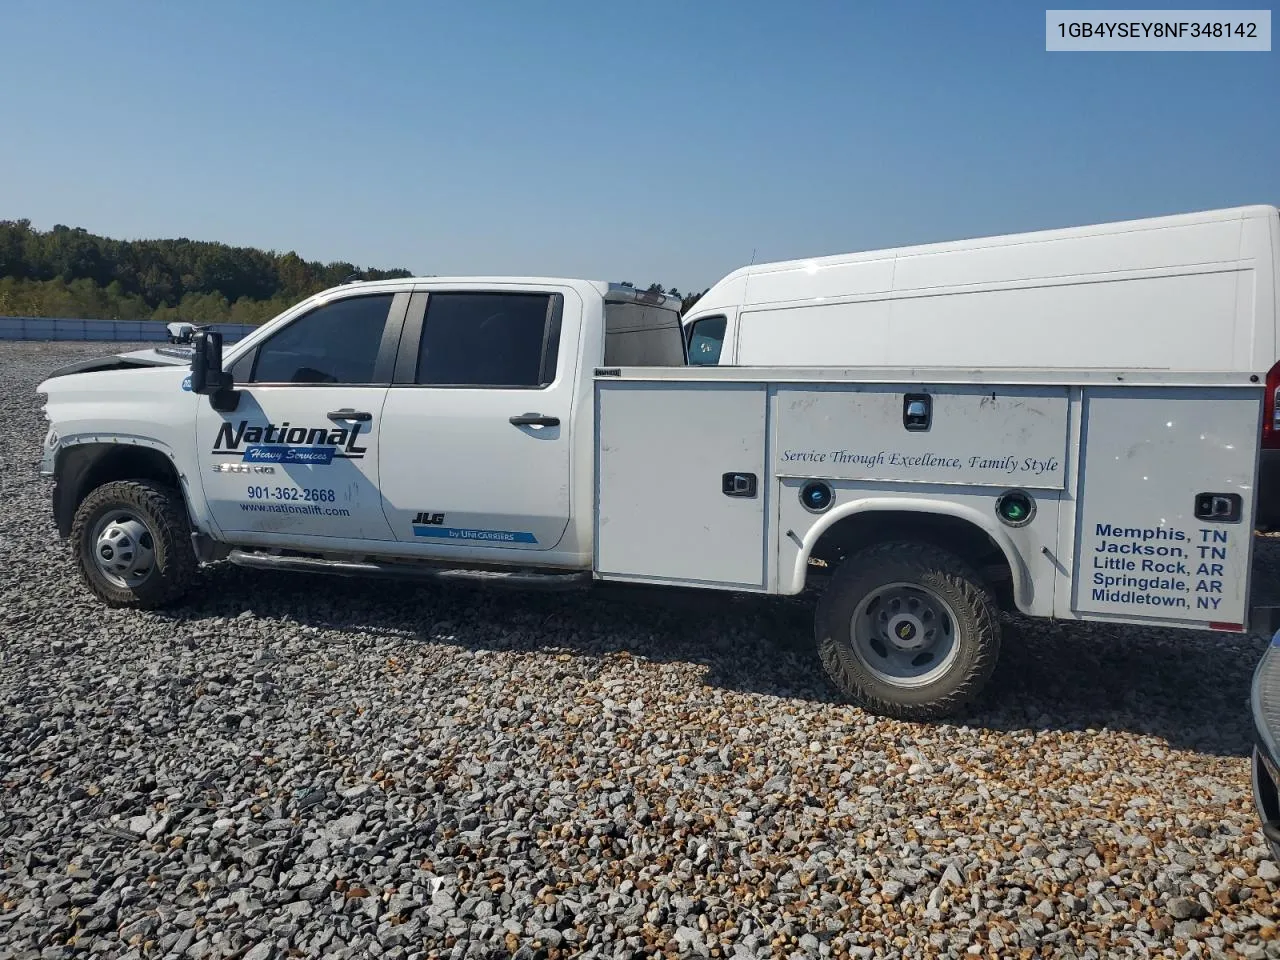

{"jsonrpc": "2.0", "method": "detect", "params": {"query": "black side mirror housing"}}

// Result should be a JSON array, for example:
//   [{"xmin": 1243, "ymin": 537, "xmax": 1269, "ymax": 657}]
[{"xmin": 190, "ymin": 331, "xmax": 239, "ymax": 411}]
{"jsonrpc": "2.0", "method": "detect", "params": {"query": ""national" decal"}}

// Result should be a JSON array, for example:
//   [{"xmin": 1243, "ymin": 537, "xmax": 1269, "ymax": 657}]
[{"xmin": 213, "ymin": 420, "xmax": 367, "ymax": 464}]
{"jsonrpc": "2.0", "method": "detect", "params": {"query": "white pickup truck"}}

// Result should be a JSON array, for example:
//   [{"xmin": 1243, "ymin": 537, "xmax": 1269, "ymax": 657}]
[{"xmin": 36, "ymin": 276, "xmax": 1271, "ymax": 720}]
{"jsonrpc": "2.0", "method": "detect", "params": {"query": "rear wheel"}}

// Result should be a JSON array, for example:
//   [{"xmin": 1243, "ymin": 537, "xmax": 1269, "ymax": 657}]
[
  {"xmin": 815, "ymin": 540, "xmax": 1000, "ymax": 721},
  {"xmin": 70, "ymin": 480, "xmax": 196, "ymax": 609}
]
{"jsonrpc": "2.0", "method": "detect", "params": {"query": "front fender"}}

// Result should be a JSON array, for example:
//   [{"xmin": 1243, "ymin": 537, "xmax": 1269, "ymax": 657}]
[
  {"xmin": 50, "ymin": 439, "xmax": 186, "ymax": 539},
  {"xmin": 39, "ymin": 363, "xmax": 201, "ymax": 537}
]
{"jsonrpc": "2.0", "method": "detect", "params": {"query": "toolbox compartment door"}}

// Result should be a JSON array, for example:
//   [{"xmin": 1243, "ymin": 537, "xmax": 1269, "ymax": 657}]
[
  {"xmin": 1072, "ymin": 386, "xmax": 1263, "ymax": 628},
  {"xmin": 594, "ymin": 380, "xmax": 768, "ymax": 589}
]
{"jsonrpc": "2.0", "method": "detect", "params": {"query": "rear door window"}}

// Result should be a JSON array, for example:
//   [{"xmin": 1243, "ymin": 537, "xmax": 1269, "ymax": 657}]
[{"xmin": 416, "ymin": 292, "xmax": 560, "ymax": 387}]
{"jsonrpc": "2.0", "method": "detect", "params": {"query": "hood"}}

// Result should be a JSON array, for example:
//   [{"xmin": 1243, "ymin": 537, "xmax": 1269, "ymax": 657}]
[
  {"xmin": 42, "ymin": 345, "xmax": 194, "ymax": 380},
  {"xmin": 37, "ymin": 356, "xmax": 194, "ymax": 407}
]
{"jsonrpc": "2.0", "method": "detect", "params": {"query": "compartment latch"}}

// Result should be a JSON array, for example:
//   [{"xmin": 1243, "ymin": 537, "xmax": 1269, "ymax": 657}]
[
  {"xmin": 903, "ymin": 393, "xmax": 932, "ymax": 431},
  {"xmin": 1194, "ymin": 492, "xmax": 1242, "ymax": 523},
  {"xmin": 722, "ymin": 473, "xmax": 758, "ymax": 498}
]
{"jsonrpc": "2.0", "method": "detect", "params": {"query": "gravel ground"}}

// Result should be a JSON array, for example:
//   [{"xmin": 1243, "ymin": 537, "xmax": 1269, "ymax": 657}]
[{"xmin": 2, "ymin": 339, "xmax": 1280, "ymax": 960}]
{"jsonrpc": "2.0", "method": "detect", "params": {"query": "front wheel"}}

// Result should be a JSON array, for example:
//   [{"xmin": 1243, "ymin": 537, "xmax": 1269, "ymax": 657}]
[
  {"xmin": 815, "ymin": 540, "xmax": 1001, "ymax": 721},
  {"xmin": 70, "ymin": 480, "xmax": 196, "ymax": 609}
]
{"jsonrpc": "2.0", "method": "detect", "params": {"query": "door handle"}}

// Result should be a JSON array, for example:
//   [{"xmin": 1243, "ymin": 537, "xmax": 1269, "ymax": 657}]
[
  {"xmin": 327, "ymin": 409, "xmax": 372, "ymax": 422},
  {"xmin": 509, "ymin": 413, "xmax": 560, "ymax": 427}
]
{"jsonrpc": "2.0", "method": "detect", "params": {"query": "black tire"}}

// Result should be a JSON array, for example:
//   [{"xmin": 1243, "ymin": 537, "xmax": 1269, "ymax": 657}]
[
  {"xmin": 815, "ymin": 540, "xmax": 1000, "ymax": 721},
  {"xmin": 70, "ymin": 480, "xmax": 196, "ymax": 609}
]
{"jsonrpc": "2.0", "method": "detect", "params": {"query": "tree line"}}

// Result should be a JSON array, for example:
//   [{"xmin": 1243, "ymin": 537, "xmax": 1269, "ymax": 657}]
[
  {"xmin": 0, "ymin": 219, "xmax": 707, "ymax": 324},
  {"xmin": 0, "ymin": 219, "xmax": 413, "ymax": 325}
]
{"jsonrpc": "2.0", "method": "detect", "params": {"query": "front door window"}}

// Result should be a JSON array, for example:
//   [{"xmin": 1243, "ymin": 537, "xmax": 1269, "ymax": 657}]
[{"xmin": 687, "ymin": 315, "xmax": 727, "ymax": 365}]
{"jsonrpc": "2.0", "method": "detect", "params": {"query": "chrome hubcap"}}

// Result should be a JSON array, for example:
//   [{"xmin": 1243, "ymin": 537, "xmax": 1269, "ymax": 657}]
[
  {"xmin": 851, "ymin": 581, "xmax": 959, "ymax": 687},
  {"xmin": 91, "ymin": 510, "xmax": 156, "ymax": 589}
]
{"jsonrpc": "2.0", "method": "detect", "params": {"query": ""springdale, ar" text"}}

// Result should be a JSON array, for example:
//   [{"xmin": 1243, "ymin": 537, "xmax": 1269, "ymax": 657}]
[{"xmin": 780, "ymin": 449, "xmax": 1060, "ymax": 476}]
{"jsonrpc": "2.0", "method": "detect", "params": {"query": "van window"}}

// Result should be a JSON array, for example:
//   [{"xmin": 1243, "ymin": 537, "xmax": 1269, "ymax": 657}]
[
  {"xmin": 686, "ymin": 315, "xmax": 726, "ymax": 365},
  {"xmin": 417, "ymin": 292, "xmax": 560, "ymax": 387},
  {"xmin": 603, "ymin": 303, "xmax": 686, "ymax": 366}
]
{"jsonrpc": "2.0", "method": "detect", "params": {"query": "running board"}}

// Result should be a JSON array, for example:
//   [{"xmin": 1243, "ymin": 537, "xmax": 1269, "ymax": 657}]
[{"xmin": 227, "ymin": 549, "xmax": 592, "ymax": 591}]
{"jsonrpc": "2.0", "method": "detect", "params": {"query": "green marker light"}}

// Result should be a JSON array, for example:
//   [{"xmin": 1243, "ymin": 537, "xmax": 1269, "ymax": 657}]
[{"xmin": 997, "ymin": 491, "xmax": 1035, "ymax": 527}]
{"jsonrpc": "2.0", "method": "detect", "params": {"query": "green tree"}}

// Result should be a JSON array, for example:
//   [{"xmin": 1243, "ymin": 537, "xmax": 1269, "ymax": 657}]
[{"xmin": 680, "ymin": 288, "xmax": 708, "ymax": 316}]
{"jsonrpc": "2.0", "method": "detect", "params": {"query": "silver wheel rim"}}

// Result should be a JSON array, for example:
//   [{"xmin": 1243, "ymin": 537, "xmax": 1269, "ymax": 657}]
[
  {"xmin": 850, "ymin": 581, "xmax": 960, "ymax": 688},
  {"xmin": 90, "ymin": 508, "xmax": 157, "ymax": 589}
]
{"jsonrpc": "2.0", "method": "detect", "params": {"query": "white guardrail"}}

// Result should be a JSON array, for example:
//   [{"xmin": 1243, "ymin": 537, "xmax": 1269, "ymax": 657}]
[{"xmin": 0, "ymin": 317, "xmax": 256, "ymax": 342}]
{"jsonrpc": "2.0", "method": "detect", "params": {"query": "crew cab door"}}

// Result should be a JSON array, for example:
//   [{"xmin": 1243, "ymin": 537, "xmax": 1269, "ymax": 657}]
[
  {"xmin": 377, "ymin": 286, "xmax": 578, "ymax": 551},
  {"xmin": 195, "ymin": 291, "xmax": 408, "ymax": 544}
]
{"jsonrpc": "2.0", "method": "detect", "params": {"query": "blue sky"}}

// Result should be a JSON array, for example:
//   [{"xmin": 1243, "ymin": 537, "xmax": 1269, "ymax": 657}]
[{"xmin": 1, "ymin": 1, "xmax": 1276, "ymax": 293}]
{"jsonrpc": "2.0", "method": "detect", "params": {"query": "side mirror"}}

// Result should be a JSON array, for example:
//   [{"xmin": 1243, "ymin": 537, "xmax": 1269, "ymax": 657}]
[
  {"xmin": 190, "ymin": 330, "xmax": 223, "ymax": 394},
  {"xmin": 190, "ymin": 331, "xmax": 239, "ymax": 411}
]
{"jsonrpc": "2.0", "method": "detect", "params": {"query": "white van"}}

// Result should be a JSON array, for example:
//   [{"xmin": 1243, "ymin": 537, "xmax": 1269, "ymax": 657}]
[{"xmin": 682, "ymin": 204, "xmax": 1280, "ymax": 523}]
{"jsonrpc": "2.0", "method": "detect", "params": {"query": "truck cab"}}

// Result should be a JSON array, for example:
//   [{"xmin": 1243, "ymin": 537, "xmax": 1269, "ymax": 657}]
[{"xmin": 38, "ymin": 277, "xmax": 686, "ymax": 600}]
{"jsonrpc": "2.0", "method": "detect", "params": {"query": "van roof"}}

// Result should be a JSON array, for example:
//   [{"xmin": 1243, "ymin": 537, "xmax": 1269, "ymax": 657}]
[{"xmin": 695, "ymin": 204, "xmax": 1279, "ymax": 312}]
